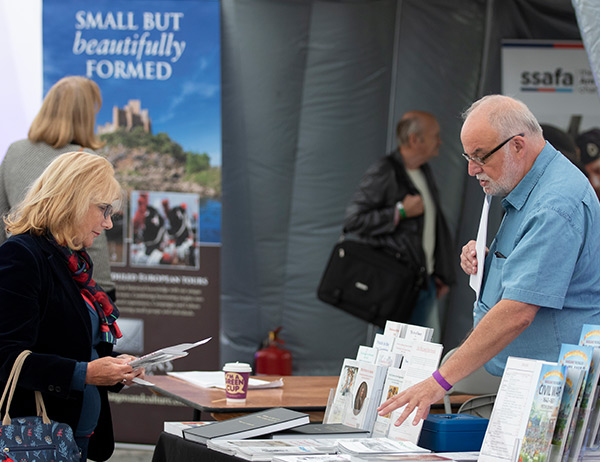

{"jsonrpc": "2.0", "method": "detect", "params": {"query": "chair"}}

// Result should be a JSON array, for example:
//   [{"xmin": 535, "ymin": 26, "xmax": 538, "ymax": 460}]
[{"xmin": 440, "ymin": 347, "xmax": 502, "ymax": 418}]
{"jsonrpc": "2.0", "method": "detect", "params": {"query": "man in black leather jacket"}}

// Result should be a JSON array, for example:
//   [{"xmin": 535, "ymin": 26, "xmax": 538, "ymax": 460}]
[{"xmin": 344, "ymin": 111, "xmax": 455, "ymax": 334}]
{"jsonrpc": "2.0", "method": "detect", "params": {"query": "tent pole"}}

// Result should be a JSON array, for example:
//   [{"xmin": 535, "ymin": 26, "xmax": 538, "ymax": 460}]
[
  {"xmin": 385, "ymin": 0, "xmax": 404, "ymax": 154},
  {"xmin": 476, "ymin": 0, "xmax": 495, "ymax": 97}
]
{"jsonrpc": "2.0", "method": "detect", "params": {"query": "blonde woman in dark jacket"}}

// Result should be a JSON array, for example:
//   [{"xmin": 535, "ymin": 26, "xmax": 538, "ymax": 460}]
[{"xmin": 0, "ymin": 151, "xmax": 144, "ymax": 461}]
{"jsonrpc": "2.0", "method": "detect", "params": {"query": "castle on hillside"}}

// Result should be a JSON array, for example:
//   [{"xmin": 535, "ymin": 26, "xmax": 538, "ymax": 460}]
[{"xmin": 97, "ymin": 99, "xmax": 152, "ymax": 135}]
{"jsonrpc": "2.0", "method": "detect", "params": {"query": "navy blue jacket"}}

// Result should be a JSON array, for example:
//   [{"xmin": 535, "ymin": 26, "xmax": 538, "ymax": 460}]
[{"xmin": 0, "ymin": 233, "xmax": 118, "ymax": 461}]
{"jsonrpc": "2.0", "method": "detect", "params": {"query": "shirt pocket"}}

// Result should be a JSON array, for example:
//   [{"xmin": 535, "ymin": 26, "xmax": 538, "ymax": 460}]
[{"xmin": 480, "ymin": 254, "xmax": 507, "ymax": 310}]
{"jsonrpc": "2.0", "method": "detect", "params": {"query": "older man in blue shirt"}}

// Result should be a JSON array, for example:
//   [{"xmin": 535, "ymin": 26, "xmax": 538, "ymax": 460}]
[{"xmin": 378, "ymin": 94, "xmax": 600, "ymax": 427}]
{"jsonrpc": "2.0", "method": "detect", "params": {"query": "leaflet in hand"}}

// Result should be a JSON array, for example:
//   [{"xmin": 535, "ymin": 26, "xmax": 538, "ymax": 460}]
[{"xmin": 129, "ymin": 337, "xmax": 212, "ymax": 369}]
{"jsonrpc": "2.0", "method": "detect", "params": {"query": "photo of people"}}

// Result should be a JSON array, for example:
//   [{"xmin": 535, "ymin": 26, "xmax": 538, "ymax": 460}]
[{"xmin": 130, "ymin": 190, "xmax": 200, "ymax": 268}]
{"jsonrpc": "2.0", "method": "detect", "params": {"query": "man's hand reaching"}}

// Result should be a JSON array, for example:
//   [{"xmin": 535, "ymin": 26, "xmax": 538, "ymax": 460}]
[{"xmin": 377, "ymin": 376, "xmax": 447, "ymax": 427}]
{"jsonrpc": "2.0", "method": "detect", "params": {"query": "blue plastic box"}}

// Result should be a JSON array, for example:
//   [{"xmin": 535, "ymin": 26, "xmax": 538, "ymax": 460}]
[{"xmin": 417, "ymin": 414, "xmax": 489, "ymax": 452}]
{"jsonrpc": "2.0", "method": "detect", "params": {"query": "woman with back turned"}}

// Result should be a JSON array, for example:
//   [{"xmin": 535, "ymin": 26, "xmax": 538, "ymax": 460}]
[{"xmin": 0, "ymin": 75, "xmax": 115, "ymax": 299}]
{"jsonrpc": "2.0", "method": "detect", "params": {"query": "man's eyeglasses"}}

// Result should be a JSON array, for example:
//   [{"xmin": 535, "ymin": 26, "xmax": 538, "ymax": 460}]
[
  {"xmin": 462, "ymin": 133, "xmax": 524, "ymax": 166},
  {"xmin": 98, "ymin": 204, "xmax": 114, "ymax": 219}
]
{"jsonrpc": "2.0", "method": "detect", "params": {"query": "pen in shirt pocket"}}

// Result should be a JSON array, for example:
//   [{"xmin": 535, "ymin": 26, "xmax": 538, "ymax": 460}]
[{"xmin": 494, "ymin": 250, "xmax": 507, "ymax": 259}]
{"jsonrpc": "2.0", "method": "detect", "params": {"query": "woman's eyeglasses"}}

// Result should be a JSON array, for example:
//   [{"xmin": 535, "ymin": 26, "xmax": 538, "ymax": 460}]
[{"xmin": 98, "ymin": 204, "xmax": 114, "ymax": 219}]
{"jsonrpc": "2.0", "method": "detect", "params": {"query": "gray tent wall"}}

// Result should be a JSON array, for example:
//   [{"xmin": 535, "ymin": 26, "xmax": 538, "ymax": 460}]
[
  {"xmin": 221, "ymin": 0, "xmax": 582, "ymax": 375},
  {"xmin": 573, "ymin": 0, "xmax": 600, "ymax": 89}
]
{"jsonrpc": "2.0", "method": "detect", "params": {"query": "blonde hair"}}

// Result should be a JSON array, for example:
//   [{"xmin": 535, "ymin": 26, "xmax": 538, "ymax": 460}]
[
  {"xmin": 28, "ymin": 76, "xmax": 105, "ymax": 150},
  {"xmin": 4, "ymin": 151, "xmax": 122, "ymax": 249}
]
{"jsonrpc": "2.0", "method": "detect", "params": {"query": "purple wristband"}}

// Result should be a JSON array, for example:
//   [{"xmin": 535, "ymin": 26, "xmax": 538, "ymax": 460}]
[{"xmin": 432, "ymin": 370, "xmax": 453, "ymax": 391}]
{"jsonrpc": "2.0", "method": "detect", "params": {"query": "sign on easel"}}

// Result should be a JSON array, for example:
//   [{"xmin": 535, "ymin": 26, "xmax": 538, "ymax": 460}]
[{"xmin": 502, "ymin": 40, "xmax": 600, "ymax": 133}]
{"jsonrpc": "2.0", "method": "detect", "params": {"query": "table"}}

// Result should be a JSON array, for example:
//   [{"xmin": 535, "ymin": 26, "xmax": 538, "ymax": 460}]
[
  {"xmin": 147, "ymin": 374, "xmax": 474, "ymax": 419},
  {"xmin": 148, "ymin": 374, "xmax": 478, "ymax": 462},
  {"xmin": 147, "ymin": 375, "xmax": 339, "ymax": 420},
  {"xmin": 152, "ymin": 432, "xmax": 242, "ymax": 462}
]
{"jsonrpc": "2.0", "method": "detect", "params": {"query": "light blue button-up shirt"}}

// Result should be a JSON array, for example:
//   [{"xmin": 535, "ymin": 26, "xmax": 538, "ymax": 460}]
[{"xmin": 475, "ymin": 142, "xmax": 600, "ymax": 376}]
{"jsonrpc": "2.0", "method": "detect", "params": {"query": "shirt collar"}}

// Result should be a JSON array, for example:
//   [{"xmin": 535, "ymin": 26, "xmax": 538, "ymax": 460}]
[{"xmin": 502, "ymin": 141, "xmax": 557, "ymax": 211}]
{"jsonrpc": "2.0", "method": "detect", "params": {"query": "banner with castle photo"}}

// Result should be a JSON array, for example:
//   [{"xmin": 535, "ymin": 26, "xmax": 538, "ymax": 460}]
[{"xmin": 43, "ymin": 0, "xmax": 221, "ymax": 444}]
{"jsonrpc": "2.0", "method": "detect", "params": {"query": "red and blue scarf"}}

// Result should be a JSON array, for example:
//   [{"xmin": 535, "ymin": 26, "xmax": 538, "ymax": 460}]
[{"xmin": 48, "ymin": 235, "xmax": 122, "ymax": 344}]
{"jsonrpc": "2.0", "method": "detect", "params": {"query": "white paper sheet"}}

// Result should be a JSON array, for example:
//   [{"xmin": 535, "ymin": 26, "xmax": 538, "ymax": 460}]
[
  {"xmin": 167, "ymin": 370, "xmax": 284, "ymax": 389},
  {"xmin": 128, "ymin": 337, "xmax": 212, "ymax": 369},
  {"xmin": 469, "ymin": 194, "xmax": 491, "ymax": 300}
]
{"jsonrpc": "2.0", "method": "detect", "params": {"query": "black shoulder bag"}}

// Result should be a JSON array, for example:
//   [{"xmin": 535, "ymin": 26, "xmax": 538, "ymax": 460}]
[{"xmin": 317, "ymin": 156, "xmax": 426, "ymax": 328}]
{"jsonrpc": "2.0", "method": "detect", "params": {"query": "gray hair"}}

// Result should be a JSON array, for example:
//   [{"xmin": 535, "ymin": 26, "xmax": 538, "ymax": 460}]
[
  {"xmin": 462, "ymin": 94, "xmax": 543, "ymax": 139},
  {"xmin": 396, "ymin": 115, "xmax": 425, "ymax": 146}
]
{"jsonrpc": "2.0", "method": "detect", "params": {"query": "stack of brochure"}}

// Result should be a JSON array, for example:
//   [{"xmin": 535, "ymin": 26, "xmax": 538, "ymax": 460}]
[
  {"xmin": 478, "ymin": 323, "xmax": 600, "ymax": 462},
  {"xmin": 325, "ymin": 320, "xmax": 443, "ymax": 447},
  {"xmin": 337, "ymin": 438, "xmax": 429, "ymax": 456},
  {"xmin": 207, "ymin": 438, "xmax": 340, "ymax": 461}
]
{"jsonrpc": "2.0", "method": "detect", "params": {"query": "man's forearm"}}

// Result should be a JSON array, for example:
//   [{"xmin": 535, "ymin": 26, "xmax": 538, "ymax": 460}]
[{"xmin": 439, "ymin": 299, "xmax": 539, "ymax": 385}]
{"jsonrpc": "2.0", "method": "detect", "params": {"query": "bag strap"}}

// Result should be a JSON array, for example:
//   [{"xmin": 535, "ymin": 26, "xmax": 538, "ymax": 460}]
[
  {"xmin": 35, "ymin": 390, "xmax": 50, "ymax": 424},
  {"xmin": 341, "ymin": 154, "xmax": 416, "ymax": 238},
  {"xmin": 385, "ymin": 155, "xmax": 426, "ymax": 274},
  {"xmin": 386, "ymin": 154, "xmax": 419, "ymax": 196},
  {"xmin": 0, "ymin": 350, "xmax": 31, "ymax": 423},
  {"xmin": 0, "ymin": 350, "xmax": 51, "ymax": 425}
]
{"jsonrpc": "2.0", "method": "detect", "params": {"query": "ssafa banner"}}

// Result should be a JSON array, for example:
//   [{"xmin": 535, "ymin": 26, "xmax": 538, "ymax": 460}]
[
  {"xmin": 43, "ymin": 0, "xmax": 221, "ymax": 444},
  {"xmin": 502, "ymin": 40, "xmax": 600, "ymax": 133}
]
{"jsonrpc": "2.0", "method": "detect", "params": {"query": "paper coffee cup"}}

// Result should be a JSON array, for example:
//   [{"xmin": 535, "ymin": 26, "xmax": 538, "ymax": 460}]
[{"xmin": 223, "ymin": 362, "xmax": 252, "ymax": 402}]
